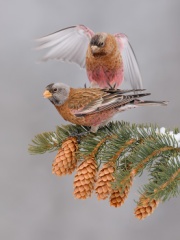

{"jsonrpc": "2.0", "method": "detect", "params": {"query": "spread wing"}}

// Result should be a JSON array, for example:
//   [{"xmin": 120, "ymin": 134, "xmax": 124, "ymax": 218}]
[
  {"xmin": 36, "ymin": 25, "xmax": 94, "ymax": 68},
  {"xmin": 114, "ymin": 33, "xmax": 143, "ymax": 89},
  {"xmin": 68, "ymin": 89, "xmax": 149, "ymax": 116}
]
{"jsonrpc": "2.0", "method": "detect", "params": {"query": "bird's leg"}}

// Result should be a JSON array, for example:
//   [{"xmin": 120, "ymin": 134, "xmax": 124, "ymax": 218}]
[
  {"xmin": 107, "ymin": 82, "xmax": 117, "ymax": 90},
  {"xmin": 84, "ymin": 83, "xmax": 91, "ymax": 89},
  {"xmin": 107, "ymin": 82, "xmax": 113, "ymax": 89},
  {"xmin": 70, "ymin": 125, "xmax": 99, "ymax": 143},
  {"xmin": 112, "ymin": 83, "xmax": 117, "ymax": 89},
  {"xmin": 90, "ymin": 125, "xmax": 99, "ymax": 133}
]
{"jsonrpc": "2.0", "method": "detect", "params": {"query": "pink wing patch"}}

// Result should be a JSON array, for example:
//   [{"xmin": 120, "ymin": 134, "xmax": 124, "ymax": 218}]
[
  {"xmin": 114, "ymin": 33, "xmax": 143, "ymax": 89},
  {"xmin": 114, "ymin": 33, "xmax": 128, "ymax": 51},
  {"xmin": 78, "ymin": 24, "xmax": 94, "ymax": 39}
]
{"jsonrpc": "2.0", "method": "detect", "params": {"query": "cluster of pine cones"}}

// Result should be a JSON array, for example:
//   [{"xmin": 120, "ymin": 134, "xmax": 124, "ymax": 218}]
[{"xmin": 52, "ymin": 137, "xmax": 158, "ymax": 219}]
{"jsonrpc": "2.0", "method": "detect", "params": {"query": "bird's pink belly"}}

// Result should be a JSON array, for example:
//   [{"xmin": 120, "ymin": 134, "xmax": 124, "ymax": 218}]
[
  {"xmin": 83, "ymin": 109, "xmax": 117, "ymax": 127},
  {"xmin": 87, "ymin": 67, "xmax": 123, "ymax": 88}
]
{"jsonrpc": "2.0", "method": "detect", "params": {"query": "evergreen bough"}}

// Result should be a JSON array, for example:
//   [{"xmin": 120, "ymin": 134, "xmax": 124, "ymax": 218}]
[{"xmin": 28, "ymin": 121, "xmax": 180, "ymax": 218}]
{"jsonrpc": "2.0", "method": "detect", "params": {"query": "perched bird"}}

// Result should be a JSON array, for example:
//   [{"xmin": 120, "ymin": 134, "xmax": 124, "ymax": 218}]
[
  {"xmin": 37, "ymin": 25, "xmax": 142, "ymax": 89},
  {"xmin": 43, "ymin": 83, "xmax": 167, "ymax": 133}
]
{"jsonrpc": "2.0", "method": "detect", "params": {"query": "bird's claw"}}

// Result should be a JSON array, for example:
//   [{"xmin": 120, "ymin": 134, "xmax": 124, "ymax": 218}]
[
  {"xmin": 69, "ymin": 128, "xmax": 91, "ymax": 143},
  {"xmin": 107, "ymin": 82, "xmax": 117, "ymax": 90}
]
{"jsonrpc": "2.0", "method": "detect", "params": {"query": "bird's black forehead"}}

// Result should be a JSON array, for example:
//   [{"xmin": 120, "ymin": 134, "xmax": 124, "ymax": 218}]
[
  {"xmin": 46, "ymin": 83, "xmax": 54, "ymax": 90},
  {"xmin": 90, "ymin": 35, "xmax": 101, "ymax": 46}
]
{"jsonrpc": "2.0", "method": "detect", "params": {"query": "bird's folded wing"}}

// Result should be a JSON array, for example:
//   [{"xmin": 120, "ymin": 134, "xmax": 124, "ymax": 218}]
[
  {"xmin": 114, "ymin": 33, "xmax": 143, "ymax": 89},
  {"xmin": 36, "ymin": 25, "xmax": 94, "ymax": 68},
  {"xmin": 69, "ymin": 89, "xmax": 148, "ymax": 116},
  {"xmin": 68, "ymin": 89, "xmax": 103, "ymax": 111}
]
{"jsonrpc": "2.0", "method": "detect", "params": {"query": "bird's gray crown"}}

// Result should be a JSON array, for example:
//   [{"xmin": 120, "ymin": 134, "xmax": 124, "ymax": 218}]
[{"xmin": 46, "ymin": 82, "xmax": 70, "ymax": 106}]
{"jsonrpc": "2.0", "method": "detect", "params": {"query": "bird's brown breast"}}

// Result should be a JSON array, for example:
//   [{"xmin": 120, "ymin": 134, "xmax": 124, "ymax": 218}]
[
  {"xmin": 86, "ymin": 34, "xmax": 122, "ymax": 71},
  {"xmin": 55, "ymin": 104, "xmax": 85, "ymax": 125}
]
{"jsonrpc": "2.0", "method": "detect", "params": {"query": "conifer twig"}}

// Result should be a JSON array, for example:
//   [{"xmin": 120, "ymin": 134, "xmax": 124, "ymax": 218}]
[{"xmin": 28, "ymin": 121, "xmax": 180, "ymax": 218}]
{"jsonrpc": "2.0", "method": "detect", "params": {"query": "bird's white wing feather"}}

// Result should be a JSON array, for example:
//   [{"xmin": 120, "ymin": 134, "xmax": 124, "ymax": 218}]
[
  {"xmin": 114, "ymin": 33, "xmax": 143, "ymax": 89},
  {"xmin": 36, "ymin": 25, "xmax": 94, "ymax": 68}
]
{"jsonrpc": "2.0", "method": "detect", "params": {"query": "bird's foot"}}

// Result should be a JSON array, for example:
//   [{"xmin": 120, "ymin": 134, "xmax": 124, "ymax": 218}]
[
  {"xmin": 107, "ymin": 82, "xmax": 117, "ymax": 90},
  {"xmin": 70, "ymin": 127, "xmax": 91, "ymax": 143}
]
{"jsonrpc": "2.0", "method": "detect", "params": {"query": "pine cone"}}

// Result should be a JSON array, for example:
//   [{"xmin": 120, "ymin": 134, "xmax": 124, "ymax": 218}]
[
  {"xmin": 52, "ymin": 137, "xmax": 78, "ymax": 176},
  {"xmin": 73, "ymin": 157, "xmax": 97, "ymax": 199},
  {"xmin": 134, "ymin": 196, "xmax": 159, "ymax": 220},
  {"xmin": 109, "ymin": 177, "xmax": 133, "ymax": 207},
  {"xmin": 95, "ymin": 163, "xmax": 115, "ymax": 200}
]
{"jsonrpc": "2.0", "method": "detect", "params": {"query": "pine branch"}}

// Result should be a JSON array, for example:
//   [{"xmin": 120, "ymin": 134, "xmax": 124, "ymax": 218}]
[
  {"xmin": 28, "ymin": 131, "xmax": 58, "ymax": 154},
  {"xmin": 140, "ymin": 157, "xmax": 180, "ymax": 202},
  {"xmin": 29, "ymin": 124, "xmax": 89, "ymax": 154},
  {"xmin": 28, "ymin": 121, "xmax": 180, "ymax": 218}
]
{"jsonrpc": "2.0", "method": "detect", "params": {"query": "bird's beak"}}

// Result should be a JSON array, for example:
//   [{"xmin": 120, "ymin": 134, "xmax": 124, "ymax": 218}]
[
  {"xmin": 91, "ymin": 45, "xmax": 99, "ymax": 53},
  {"xmin": 43, "ymin": 90, "xmax": 52, "ymax": 98}
]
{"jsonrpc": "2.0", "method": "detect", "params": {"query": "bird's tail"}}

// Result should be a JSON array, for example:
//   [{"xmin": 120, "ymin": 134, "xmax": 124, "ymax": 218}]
[
  {"xmin": 134, "ymin": 100, "xmax": 168, "ymax": 106},
  {"xmin": 117, "ymin": 99, "xmax": 168, "ymax": 112}
]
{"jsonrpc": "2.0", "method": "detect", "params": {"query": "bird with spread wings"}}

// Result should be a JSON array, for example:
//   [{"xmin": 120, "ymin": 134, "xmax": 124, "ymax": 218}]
[{"xmin": 37, "ymin": 24, "xmax": 142, "ymax": 89}]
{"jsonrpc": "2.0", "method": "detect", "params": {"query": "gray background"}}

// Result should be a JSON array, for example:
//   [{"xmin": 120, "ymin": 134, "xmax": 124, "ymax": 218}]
[{"xmin": 1, "ymin": 0, "xmax": 180, "ymax": 239}]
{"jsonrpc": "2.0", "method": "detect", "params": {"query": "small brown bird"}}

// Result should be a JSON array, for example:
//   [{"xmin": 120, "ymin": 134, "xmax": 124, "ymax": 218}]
[
  {"xmin": 43, "ymin": 83, "xmax": 167, "ymax": 133},
  {"xmin": 37, "ymin": 25, "xmax": 142, "ymax": 89}
]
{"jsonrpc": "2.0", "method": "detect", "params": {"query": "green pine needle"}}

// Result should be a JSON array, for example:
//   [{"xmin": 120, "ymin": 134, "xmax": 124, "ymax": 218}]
[{"xmin": 28, "ymin": 121, "xmax": 180, "ymax": 205}]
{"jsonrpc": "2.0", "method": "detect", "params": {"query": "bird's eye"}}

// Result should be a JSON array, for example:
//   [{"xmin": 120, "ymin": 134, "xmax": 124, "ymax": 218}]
[
  {"xmin": 53, "ymin": 88, "xmax": 58, "ymax": 92},
  {"xmin": 99, "ymin": 42, "xmax": 104, "ymax": 47}
]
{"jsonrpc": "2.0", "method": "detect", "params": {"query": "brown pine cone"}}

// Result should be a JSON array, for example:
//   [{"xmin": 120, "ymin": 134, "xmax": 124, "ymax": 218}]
[
  {"xmin": 95, "ymin": 163, "xmax": 115, "ymax": 200},
  {"xmin": 109, "ymin": 177, "xmax": 133, "ymax": 207},
  {"xmin": 52, "ymin": 137, "xmax": 78, "ymax": 176},
  {"xmin": 73, "ymin": 157, "xmax": 97, "ymax": 199},
  {"xmin": 134, "ymin": 196, "xmax": 159, "ymax": 220}
]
